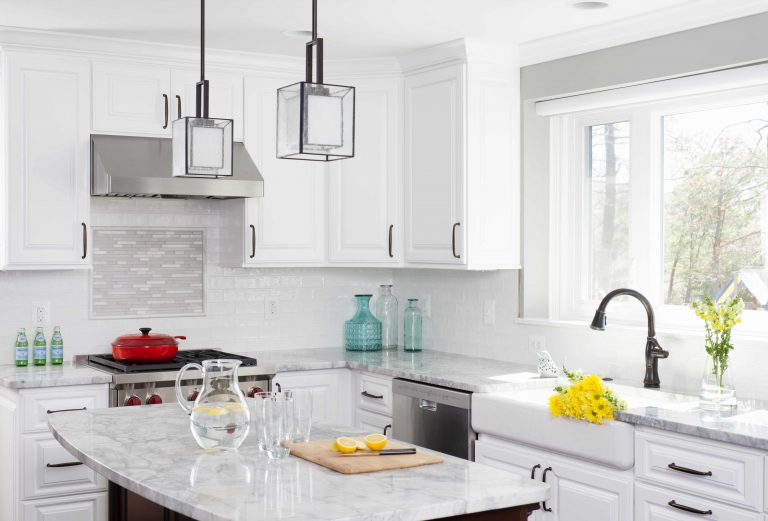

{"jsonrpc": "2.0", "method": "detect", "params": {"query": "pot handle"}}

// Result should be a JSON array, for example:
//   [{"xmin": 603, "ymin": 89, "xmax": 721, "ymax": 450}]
[
  {"xmin": 175, "ymin": 363, "xmax": 203, "ymax": 415},
  {"xmin": 174, "ymin": 336, "xmax": 187, "ymax": 340}
]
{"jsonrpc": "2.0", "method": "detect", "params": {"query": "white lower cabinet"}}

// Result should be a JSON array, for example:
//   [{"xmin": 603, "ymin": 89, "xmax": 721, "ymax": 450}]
[
  {"xmin": 0, "ymin": 384, "xmax": 109, "ymax": 521},
  {"xmin": 475, "ymin": 435, "xmax": 633, "ymax": 521},
  {"xmin": 22, "ymin": 491, "xmax": 108, "ymax": 521},
  {"xmin": 273, "ymin": 369, "xmax": 353, "ymax": 427},
  {"xmin": 355, "ymin": 409, "xmax": 392, "ymax": 435},
  {"xmin": 635, "ymin": 482, "xmax": 761, "ymax": 521}
]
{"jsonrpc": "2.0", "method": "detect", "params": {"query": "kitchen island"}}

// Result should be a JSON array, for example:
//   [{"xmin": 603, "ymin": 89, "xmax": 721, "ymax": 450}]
[{"xmin": 48, "ymin": 404, "xmax": 548, "ymax": 521}]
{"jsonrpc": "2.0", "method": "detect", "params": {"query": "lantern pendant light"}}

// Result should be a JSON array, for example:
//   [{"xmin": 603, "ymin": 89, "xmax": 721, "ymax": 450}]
[
  {"xmin": 276, "ymin": 0, "xmax": 355, "ymax": 161},
  {"xmin": 172, "ymin": 0, "xmax": 234, "ymax": 177}
]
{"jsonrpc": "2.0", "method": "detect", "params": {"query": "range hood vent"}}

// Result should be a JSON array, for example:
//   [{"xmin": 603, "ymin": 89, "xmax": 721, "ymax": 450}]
[{"xmin": 91, "ymin": 135, "xmax": 264, "ymax": 199}]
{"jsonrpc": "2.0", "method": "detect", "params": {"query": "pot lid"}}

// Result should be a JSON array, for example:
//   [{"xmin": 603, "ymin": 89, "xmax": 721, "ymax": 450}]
[{"xmin": 112, "ymin": 328, "xmax": 184, "ymax": 348}]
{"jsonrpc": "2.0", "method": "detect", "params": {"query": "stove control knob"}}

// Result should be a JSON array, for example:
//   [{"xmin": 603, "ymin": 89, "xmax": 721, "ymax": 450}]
[
  {"xmin": 124, "ymin": 395, "xmax": 142, "ymax": 407},
  {"xmin": 146, "ymin": 394, "xmax": 163, "ymax": 405},
  {"xmin": 247, "ymin": 386, "xmax": 264, "ymax": 398},
  {"xmin": 187, "ymin": 390, "xmax": 199, "ymax": 402}
]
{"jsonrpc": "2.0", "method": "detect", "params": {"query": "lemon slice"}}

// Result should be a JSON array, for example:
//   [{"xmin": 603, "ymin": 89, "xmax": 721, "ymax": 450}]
[
  {"xmin": 356, "ymin": 440, "xmax": 367, "ymax": 450},
  {"xmin": 192, "ymin": 405, "xmax": 226, "ymax": 416},
  {"xmin": 334, "ymin": 437, "xmax": 359, "ymax": 454},
  {"xmin": 364, "ymin": 433, "xmax": 387, "ymax": 451}
]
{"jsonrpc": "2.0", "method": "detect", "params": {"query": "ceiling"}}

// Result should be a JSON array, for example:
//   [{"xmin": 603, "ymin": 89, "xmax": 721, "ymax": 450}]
[{"xmin": 1, "ymin": 0, "xmax": 767, "ymax": 60}]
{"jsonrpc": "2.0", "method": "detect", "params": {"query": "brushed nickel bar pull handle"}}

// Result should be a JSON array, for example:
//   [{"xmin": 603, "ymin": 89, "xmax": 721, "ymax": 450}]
[
  {"xmin": 46, "ymin": 461, "xmax": 83, "ymax": 468},
  {"xmin": 47, "ymin": 407, "xmax": 86, "ymax": 414},
  {"xmin": 361, "ymin": 391, "xmax": 384, "ymax": 399},
  {"xmin": 388, "ymin": 224, "xmax": 394, "ymax": 258},
  {"xmin": 176, "ymin": 95, "xmax": 182, "ymax": 119},
  {"xmin": 668, "ymin": 462, "xmax": 713, "ymax": 476},
  {"xmin": 451, "ymin": 222, "xmax": 461, "ymax": 259},
  {"xmin": 162, "ymin": 94, "xmax": 169, "ymax": 129},
  {"xmin": 667, "ymin": 500, "xmax": 712, "ymax": 515},
  {"xmin": 249, "ymin": 225, "xmax": 256, "ymax": 259},
  {"xmin": 541, "ymin": 467, "xmax": 553, "ymax": 512},
  {"xmin": 81, "ymin": 223, "xmax": 87, "ymax": 260}
]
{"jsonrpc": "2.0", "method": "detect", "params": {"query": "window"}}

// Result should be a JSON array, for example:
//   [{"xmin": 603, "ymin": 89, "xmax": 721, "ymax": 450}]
[{"xmin": 550, "ymin": 83, "xmax": 768, "ymax": 332}]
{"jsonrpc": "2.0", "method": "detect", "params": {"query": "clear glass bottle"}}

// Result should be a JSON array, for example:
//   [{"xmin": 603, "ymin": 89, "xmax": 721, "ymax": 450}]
[
  {"xmin": 403, "ymin": 299, "xmax": 422, "ymax": 352},
  {"xmin": 50, "ymin": 326, "xmax": 64, "ymax": 365},
  {"xmin": 15, "ymin": 328, "xmax": 28, "ymax": 367},
  {"xmin": 375, "ymin": 284, "xmax": 398, "ymax": 350},
  {"xmin": 344, "ymin": 294, "xmax": 382, "ymax": 351},
  {"xmin": 33, "ymin": 327, "xmax": 47, "ymax": 366}
]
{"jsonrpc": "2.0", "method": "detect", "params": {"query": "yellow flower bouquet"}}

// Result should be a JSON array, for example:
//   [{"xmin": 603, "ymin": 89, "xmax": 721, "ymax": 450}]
[{"xmin": 548, "ymin": 368, "xmax": 626, "ymax": 425}]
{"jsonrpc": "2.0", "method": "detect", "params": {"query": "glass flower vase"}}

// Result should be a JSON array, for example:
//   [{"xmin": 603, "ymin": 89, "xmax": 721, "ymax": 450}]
[
  {"xmin": 699, "ymin": 354, "xmax": 736, "ymax": 412},
  {"xmin": 344, "ymin": 294, "xmax": 382, "ymax": 351},
  {"xmin": 375, "ymin": 284, "xmax": 398, "ymax": 350}
]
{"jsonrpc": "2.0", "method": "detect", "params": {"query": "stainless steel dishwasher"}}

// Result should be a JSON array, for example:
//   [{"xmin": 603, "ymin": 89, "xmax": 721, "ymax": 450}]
[{"xmin": 392, "ymin": 378, "xmax": 476, "ymax": 460}]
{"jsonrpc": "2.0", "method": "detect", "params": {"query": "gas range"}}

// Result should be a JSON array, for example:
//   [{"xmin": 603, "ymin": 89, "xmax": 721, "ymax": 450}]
[{"xmin": 84, "ymin": 349, "xmax": 275, "ymax": 407}]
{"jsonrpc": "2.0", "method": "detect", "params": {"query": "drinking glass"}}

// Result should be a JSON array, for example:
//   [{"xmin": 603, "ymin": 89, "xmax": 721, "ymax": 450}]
[
  {"xmin": 250, "ymin": 391, "xmax": 271, "ymax": 451},
  {"xmin": 290, "ymin": 389, "xmax": 313, "ymax": 442},
  {"xmin": 262, "ymin": 393, "xmax": 293, "ymax": 459}
]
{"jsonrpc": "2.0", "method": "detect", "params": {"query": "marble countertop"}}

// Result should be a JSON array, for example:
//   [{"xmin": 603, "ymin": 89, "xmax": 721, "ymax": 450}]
[
  {"xmin": 243, "ymin": 347, "xmax": 542, "ymax": 393},
  {"xmin": 48, "ymin": 404, "xmax": 549, "ymax": 521},
  {"xmin": 0, "ymin": 362, "xmax": 112, "ymax": 389},
  {"xmin": 616, "ymin": 405, "xmax": 768, "ymax": 451}
]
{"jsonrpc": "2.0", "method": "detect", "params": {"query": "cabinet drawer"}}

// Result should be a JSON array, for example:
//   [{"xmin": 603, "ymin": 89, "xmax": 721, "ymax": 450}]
[
  {"xmin": 635, "ymin": 428, "xmax": 763, "ymax": 511},
  {"xmin": 355, "ymin": 372, "xmax": 392, "ymax": 415},
  {"xmin": 22, "ymin": 433, "xmax": 107, "ymax": 499},
  {"xmin": 636, "ymin": 482, "xmax": 761, "ymax": 521},
  {"xmin": 355, "ymin": 409, "xmax": 392, "ymax": 435},
  {"xmin": 22, "ymin": 491, "xmax": 108, "ymax": 521},
  {"xmin": 21, "ymin": 385, "xmax": 108, "ymax": 434}
]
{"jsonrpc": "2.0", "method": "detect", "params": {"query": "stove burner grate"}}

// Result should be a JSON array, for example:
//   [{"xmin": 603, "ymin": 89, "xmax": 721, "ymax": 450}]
[{"xmin": 87, "ymin": 350, "xmax": 258, "ymax": 373}]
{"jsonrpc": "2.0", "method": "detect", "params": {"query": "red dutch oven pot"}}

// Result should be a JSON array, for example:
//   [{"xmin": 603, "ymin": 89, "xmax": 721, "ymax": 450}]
[{"xmin": 111, "ymin": 328, "xmax": 186, "ymax": 363}]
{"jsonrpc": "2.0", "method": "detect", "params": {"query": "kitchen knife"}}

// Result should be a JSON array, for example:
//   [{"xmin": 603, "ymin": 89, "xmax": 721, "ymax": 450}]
[{"xmin": 341, "ymin": 448, "xmax": 417, "ymax": 456}]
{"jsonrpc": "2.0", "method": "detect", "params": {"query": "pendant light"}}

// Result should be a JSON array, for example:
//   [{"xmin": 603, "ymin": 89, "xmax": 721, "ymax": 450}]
[
  {"xmin": 276, "ymin": 0, "xmax": 355, "ymax": 161},
  {"xmin": 173, "ymin": 0, "xmax": 234, "ymax": 177}
]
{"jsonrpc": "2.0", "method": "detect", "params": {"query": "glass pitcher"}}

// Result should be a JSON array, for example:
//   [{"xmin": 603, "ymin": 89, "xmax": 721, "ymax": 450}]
[{"xmin": 175, "ymin": 359, "xmax": 251, "ymax": 450}]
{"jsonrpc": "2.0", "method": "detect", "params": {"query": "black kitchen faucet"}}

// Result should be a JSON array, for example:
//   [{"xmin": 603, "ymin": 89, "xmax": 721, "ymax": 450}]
[{"xmin": 590, "ymin": 288, "xmax": 669, "ymax": 389}]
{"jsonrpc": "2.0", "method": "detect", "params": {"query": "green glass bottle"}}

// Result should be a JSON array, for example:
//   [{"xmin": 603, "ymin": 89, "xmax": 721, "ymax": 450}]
[
  {"xmin": 50, "ymin": 326, "xmax": 64, "ymax": 365},
  {"xmin": 15, "ymin": 328, "xmax": 29, "ymax": 367},
  {"xmin": 33, "ymin": 327, "xmax": 47, "ymax": 366}
]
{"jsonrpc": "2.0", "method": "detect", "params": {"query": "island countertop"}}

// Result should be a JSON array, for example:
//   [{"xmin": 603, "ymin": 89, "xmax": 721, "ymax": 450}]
[{"xmin": 48, "ymin": 404, "xmax": 549, "ymax": 521}]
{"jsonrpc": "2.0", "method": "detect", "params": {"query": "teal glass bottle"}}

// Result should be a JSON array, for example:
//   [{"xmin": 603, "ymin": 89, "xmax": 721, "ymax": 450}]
[
  {"xmin": 344, "ymin": 294, "xmax": 382, "ymax": 351},
  {"xmin": 403, "ymin": 299, "xmax": 422, "ymax": 352}
]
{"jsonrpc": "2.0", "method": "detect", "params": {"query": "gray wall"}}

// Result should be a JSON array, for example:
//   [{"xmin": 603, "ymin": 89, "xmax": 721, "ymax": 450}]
[{"xmin": 521, "ymin": 11, "xmax": 768, "ymax": 317}]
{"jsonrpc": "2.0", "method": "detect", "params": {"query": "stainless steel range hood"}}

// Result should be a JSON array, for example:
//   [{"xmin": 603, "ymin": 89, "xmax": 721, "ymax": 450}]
[{"xmin": 91, "ymin": 135, "xmax": 264, "ymax": 199}]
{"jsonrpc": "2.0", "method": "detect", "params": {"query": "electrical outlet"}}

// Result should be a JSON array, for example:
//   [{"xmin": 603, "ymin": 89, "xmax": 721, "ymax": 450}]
[
  {"xmin": 32, "ymin": 302, "xmax": 51, "ymax": 325},
  {"xmin": 483, "ymin": 299, "xmax": 496, "ymax": 326},
  {"xmin": 266, "ymin": 300, "xmax": 279, "ymax": 319},
  {"xmin": 528, "ymin": 334, "xmax": 546, "ymax": 354}
]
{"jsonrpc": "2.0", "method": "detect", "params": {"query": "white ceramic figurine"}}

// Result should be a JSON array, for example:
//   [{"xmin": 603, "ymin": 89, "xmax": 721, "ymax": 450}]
[{"xmin": 536, "ymin": 350, "xmax": 560, "ymax": 378}]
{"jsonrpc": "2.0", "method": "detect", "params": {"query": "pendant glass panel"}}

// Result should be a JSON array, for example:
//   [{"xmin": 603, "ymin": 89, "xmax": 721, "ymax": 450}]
[
  {"xmin": 276, "ymin": 82, "xmax": 355, "ymax": 161},
  {"xmin": 172, "ymin": 117, "xmax": 233, "ymax": 177}
]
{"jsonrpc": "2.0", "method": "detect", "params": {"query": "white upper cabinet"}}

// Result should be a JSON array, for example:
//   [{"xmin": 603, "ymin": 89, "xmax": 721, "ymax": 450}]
[
  {"xmin": 404, "ymin": 65, "xmax": 465, "ymax": 265},
  {"xmin": 171, "ymin": 68, "xmax": 244, "ymax": 141},
  {"xmin": 239, "ymin": 75, "xmax": 326, "ymax": 265},
  {"xmin": 402, "ymin": 41, "xmax": 520, "ymax": 270},
  {"xmin": 93, "ymin": 61, "xmax": 243, "ymax": 140},
  {"xmin": 92, "ymin": 61, "xmax": 172, "ymax": 136},
  {"xmin": 2, "ymin": 52, "xmax": 91, "ymax": 269},
  {"xmin": 329, "ymin": 77, "xmax": 402, "ymax": 264}
]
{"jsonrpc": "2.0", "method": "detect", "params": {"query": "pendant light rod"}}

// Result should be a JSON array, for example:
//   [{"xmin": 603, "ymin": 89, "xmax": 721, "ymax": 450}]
[
  {"xmin": 306, "ymin": 0, "xmax": 323, "ymax": 84},
  {"xmin": 196, "ymin": 0, "xmax": 209, "ymax": 118}
]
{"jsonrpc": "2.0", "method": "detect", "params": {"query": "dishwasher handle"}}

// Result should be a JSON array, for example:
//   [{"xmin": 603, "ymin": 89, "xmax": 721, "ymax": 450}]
[{"xmin": 419, "ymin": 399, "xmax": 438, "ymax": 412}]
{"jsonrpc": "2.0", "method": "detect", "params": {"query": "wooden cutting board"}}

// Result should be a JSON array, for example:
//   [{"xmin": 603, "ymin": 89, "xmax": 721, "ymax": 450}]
[{"xmin": 283, "ymin": 438, "xmax": 443, "ymax": 474}]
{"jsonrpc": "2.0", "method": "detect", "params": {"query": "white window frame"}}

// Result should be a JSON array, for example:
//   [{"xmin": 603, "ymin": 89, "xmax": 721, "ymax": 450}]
[{"xmin": 549, "ymin": 82, "xmax": 768, "ymax": 335}]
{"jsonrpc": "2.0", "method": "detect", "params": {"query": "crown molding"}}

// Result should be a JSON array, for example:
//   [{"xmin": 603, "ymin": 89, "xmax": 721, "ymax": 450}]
[
  {"xmin": 519, "ymin": 0, "xmax": 768, "ymax": 66},
  {"xmin": 397, "ymin": 38, "xmax": 517, "ymax": 76}
]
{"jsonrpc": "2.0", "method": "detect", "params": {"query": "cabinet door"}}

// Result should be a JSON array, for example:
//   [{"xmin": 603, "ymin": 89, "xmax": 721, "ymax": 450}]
[
  {"xmin": 4, "ymin": 53, "xmax": 91, "ymax": 269},
  {"xmin": 92, "ymin": 61, "xmax": 171, "ymax": 136},
  {"xmin": 328, "ymin": 78, "xmax": 401, "ymax": 263},
  {"xmin": 404, "ymin": 65, "xmax": 465, "ymax": 265},
  {"xmin": 355, "ymin": 409, "xmax": 392, "ymax": 435},
  {"xmin": 242, "ymin": 76, "xmax": 325, "ymax": 264},
  {"xmin": 273, "ymin": 369, "xmax": 352, "ymax": 426},
  {"xmin": 171, "ymin": 68, "xmax": 244, "ymax": 141},
  {"xmin": 22, "ymin": 492, "xmax": 108, "ymax": 521}
]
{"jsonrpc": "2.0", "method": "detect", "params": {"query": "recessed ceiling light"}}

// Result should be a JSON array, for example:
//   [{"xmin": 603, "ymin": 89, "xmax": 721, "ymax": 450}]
[
  {"xmin": 568, "ymin": 0, "xmax": 611, "ymax": 9},
  {"xmin": 282, "ymin": 29, "xmax": 313, "ymax": 39}
]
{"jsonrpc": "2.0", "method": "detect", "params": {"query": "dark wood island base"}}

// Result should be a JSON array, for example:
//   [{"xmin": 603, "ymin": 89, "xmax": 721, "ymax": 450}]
[{"xmin": 443, "ymin": 503, "xmax": 539, "ymax": 521}]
